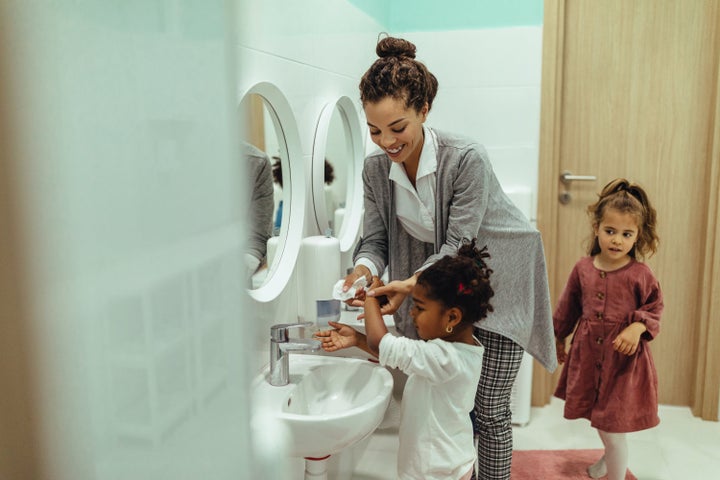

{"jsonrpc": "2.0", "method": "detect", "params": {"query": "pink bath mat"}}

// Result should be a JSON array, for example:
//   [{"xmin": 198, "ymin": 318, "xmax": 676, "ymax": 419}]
[{"xmin": 511, "ymin": 449, "xmax": 637, "ymax": 479}]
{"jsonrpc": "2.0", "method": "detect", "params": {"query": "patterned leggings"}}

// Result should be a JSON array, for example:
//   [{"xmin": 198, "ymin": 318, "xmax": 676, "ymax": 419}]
[{"xmin": 472, "ymin": 328, "xmax": 525, "ymax": 480}]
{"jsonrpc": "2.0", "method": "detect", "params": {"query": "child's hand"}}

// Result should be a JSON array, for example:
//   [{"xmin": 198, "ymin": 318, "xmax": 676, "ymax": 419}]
[
  {"xmin": 555, "ymin": 337, "xmax": 568, "ymax": 364},
  {"xmin": 612, "ymin": 322, "xmax": 647, "ymax": 355},
  {"xmin": 360, "ymin": 277, "xmax": 413, "ymax": 319},
  {"xmin": 314, "ymin": 321, "xmax": 358, "ymax": 352},
  {"xmin": 369, "ymin": 276, "xmax": 385, "ymax": 290}
]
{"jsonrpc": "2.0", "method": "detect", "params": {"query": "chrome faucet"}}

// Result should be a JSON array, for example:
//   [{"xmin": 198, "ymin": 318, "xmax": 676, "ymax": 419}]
[{"xmin": 269, "ymin": 322, "xmax": 321, "ymax": 386}]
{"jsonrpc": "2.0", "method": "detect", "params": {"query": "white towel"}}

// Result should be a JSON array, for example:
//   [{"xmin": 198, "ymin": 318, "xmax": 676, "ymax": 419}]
[{"xmin": 332, "ymin": 276, "xmax": 367, "ymax": 301}]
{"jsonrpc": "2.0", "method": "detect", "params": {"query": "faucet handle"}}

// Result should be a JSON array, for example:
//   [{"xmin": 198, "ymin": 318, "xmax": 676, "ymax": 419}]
[{"xmin": 270, "ymin": 321, "xmax": 313, "ymax": 342}]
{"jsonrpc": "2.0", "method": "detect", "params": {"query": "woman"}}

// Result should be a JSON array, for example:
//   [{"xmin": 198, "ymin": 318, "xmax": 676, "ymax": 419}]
[{"xmin": 340, "ymin": 36, "xmax": 557, "ymax": 479}]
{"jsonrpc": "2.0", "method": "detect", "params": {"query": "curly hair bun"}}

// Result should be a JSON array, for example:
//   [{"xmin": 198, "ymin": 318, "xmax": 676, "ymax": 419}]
[{"xmin": 376, "ymin": 36, "xmax": 416, "ymax": 59}]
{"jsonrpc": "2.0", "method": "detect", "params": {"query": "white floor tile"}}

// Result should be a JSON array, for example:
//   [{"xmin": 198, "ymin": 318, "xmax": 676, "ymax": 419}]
[{"xmin": 351, "ymin": 397, "xmax": 720, "ymax": 479}]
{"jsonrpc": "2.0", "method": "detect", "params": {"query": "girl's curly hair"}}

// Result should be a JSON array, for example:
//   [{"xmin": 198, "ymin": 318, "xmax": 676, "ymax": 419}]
[
  {"xmin": 587, "ymin": 178, "xmax": 659, "ymax": 259},
  {"xmin": 416, "ymin": 238, "xmax": 494, "ymax": 325}
]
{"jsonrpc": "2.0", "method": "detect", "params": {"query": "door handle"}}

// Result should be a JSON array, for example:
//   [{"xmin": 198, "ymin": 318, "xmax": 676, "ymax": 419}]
[{"xmin": 560, "ymin": 171, "xmax": 597, "ymax": 185}]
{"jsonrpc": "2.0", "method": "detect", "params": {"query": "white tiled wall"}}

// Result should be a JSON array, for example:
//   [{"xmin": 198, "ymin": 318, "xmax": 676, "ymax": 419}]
[{"xmin": 401, "ymin": 27, "xmax": 543, "ymax": 219}]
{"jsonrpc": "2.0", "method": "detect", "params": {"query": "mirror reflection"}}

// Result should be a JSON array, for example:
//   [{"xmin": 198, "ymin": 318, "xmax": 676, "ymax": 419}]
[
  {"xmin": 239, "ymin": 92, "xmax": 286, "ymax": 289},
  {"xmin": 324, "ymin": 107, "xmax": 348, "ymax": 235},
  {"xmin": 312, "ymin": 96, "xmax": 364, "ymax": 254}
]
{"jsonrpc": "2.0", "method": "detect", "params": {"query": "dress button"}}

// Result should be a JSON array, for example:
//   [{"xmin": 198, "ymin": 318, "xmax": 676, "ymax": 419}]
[
  {"xmin": 596, "ymin": 337, "xmax": 604, "ymax": 345},
  {"xmin": 597, "ymin": 292, "xmax": 605, "ymax": 300},
  {"xmin": 596, "ymin": 312, "xmax": 603, "ymax": 320},
  {"xmin": 600, "ymin": 271, "xmax": 606, "ymax": 278}
]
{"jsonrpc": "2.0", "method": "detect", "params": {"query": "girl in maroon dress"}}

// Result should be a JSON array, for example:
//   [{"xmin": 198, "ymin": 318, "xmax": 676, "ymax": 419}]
[{"xmin": 554, "ymin": 178, "xmax": 663, "ymax": 480}]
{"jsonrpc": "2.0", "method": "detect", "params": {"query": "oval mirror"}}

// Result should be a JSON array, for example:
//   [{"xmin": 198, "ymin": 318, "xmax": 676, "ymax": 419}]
[
  {"xmin": 311, "ymin": 96, "xmax": 364, "ymax": 253},
  {"xmin": 239, "ymin": 82, "xmax": 304, "ymax": 302}
]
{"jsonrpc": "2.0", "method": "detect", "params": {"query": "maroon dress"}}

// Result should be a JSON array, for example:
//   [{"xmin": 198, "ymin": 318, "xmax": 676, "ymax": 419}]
[{"xmin": 553, "ymin": 256, "xmax": 663, "ymax": 433}]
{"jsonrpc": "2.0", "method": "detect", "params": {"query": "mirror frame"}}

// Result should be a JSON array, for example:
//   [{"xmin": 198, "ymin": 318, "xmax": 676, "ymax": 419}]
[
  {"xmin": 241, "ymin": 82, "xmax": 305, "ymax": 302},
  {"xmin": 311, "ymin": 96, "xmax": 364, "ymax": 252}
]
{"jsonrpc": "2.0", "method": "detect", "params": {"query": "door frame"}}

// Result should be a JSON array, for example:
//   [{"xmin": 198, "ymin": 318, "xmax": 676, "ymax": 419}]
[{"xmin": 533, "ymin": 0, "xmax": 720, "ymax": 421}]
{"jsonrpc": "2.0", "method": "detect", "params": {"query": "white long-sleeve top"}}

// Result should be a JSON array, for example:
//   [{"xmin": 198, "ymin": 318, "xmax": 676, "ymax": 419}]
[{"xmin": 379, "ymin": 333, "xmax": 483, "ymax": 480}]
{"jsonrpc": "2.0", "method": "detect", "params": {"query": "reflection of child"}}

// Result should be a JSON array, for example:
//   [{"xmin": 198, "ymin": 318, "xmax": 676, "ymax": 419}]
[
  {"xmin": 271, "ymin": 156, "xmax": 283, "ymax": 234},
  {"xmin": 316, "ymin": 239, "xmax": 494, "ymax": 480},
  {"xmin": 271, "ymin": 156, "xmax": 335, "ymax": 233},
  {"xmin": 554, "ymin": 179, "xmax": 663, "ymax": 480}
]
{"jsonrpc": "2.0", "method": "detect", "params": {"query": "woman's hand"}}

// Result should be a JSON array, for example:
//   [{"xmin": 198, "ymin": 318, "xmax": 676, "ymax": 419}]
[
  {"xmin": 555, "ymin": 337, "xmax": 568, "ymax": 364},
  {"xmin": 341, "ymin": 266, "xmax": 371, "ymax": 308},
  {"xmin": 613, "ymin": 322, "xmax": 646, "ymax": 355},
  {"xmin": 314, "ymin": 321, "xmax": 358, "ymax": 352}
]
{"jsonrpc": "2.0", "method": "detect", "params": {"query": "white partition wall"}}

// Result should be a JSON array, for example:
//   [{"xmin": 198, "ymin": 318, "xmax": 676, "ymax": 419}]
[{"xmin": 0, "ymin": 2, "xmax": 260, "ymax": 479}]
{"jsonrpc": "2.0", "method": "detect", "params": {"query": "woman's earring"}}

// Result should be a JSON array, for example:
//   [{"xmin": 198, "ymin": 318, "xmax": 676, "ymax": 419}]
[{"xmin": 445, "ymin": 325, "xmax": 453, "ymax": 334}]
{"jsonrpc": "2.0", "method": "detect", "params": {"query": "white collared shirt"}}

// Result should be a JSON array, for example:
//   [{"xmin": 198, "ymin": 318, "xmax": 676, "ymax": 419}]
[
  {"xmin": 355, "ymin": 127, "xmax": 437, "ymax": 277},
  {"xmin": 390, "ymin": 126, "xmax": 437, "ymax": 242}
]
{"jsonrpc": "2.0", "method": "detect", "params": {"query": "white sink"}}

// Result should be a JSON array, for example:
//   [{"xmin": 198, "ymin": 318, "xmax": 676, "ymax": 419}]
[{"xmin": 252, "ymin": 354, "xmax": 393, "ymax": 458}]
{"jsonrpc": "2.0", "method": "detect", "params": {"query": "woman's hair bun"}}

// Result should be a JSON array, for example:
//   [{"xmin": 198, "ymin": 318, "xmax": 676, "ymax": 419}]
[{"xmin": 376, "ymin": 36, "xmax": 416, "ymax": 59}]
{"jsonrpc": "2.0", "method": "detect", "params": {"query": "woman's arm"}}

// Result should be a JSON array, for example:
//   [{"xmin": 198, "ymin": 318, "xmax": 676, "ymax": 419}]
[{"xmin": 353, "ymin": 158, "xmax": 391, "ymax": 278}]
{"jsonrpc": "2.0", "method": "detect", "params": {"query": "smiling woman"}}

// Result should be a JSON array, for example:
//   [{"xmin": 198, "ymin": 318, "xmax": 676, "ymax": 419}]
[{"xmin": 319, "ymin": 35, "xmax": 558, "ymax": 480}]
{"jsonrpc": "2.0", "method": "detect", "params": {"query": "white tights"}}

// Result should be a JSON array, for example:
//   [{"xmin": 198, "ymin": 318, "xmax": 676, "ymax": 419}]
[{"xmin": 587, "ymin": 430, "xmax": 628, "ymax": 480}]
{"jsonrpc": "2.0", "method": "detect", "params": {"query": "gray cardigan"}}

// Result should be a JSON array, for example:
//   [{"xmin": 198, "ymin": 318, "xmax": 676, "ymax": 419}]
[
  {"xmin": 355, "ymin": 128, "xmax": 557, "ymax": 372},
  {"xmin": 243, "ymin": 141, "xmax": 274, "ymax": 262}
]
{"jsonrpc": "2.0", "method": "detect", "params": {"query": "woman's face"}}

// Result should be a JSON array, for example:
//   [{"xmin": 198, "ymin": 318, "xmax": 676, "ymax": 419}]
[{"xmin": 364, "ymin": 96, "xmax": 428, "ymax": 168}]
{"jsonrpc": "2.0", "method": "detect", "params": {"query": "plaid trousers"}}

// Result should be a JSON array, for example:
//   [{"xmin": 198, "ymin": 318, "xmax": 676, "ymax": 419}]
[{"xmin": 471, "ymin": 328, "xmax": 525, "ymax": 480}]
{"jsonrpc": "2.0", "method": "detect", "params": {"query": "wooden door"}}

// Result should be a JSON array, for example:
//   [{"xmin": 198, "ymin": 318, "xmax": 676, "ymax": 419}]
[{"xmin": 534, "ymin": 0, "xmax": 720, "ymax": 420}]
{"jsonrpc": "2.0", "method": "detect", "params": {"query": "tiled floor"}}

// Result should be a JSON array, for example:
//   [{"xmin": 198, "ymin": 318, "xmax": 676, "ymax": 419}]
[{"xmin": 353, "ymin": 398, "xmax": 720, "ymax": 479}]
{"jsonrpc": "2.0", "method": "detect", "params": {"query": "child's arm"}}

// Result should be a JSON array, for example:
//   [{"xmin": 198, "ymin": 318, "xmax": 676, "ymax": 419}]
[
  {"xmin": 613, "ymin": 271, "xmax": 664, "ymax": 355},
  {"xmin": 612, "ymin": 322, "xmax": 647, "ymax": 356},
  {"xmin": 314, "ymin": 321, "xmax": 377, "ymax": 357},
  {"xmin": 554, "ymin": 263, "xmax": 583, "ymax": 364},
  {"xmin": 555, "ymin": 337, "xmax": 568, "ymax": 364},
  {"xmin": 364, "ymin": 277, "xmax": 389, "ymax": 356}
]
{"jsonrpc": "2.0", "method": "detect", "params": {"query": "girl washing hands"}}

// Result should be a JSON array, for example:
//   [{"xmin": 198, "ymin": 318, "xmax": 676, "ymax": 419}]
[
  {"xmin": 554, "ymin": 179, "xmax": 663, "ymax": 480},
  {"xmin": 316, "ymin": 239, "xmax": 493, "ymax": 480}
]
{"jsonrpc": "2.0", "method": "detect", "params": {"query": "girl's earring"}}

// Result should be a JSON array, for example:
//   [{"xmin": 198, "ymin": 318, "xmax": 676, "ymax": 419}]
[{"xmin": 445, "ymin": 325, "xmax": 453, "ymax": 334}]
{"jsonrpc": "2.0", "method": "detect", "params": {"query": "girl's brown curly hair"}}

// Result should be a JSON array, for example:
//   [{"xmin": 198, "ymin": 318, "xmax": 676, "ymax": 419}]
[{"xmin": 587, "ymin": 178, "xmax": 659, "ymax": 259}]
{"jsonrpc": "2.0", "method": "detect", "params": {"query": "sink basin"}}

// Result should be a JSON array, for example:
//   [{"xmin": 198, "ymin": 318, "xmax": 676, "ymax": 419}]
[{"xmin": 252, "ymin": 354, "xmax": 393, "ymax": 458}]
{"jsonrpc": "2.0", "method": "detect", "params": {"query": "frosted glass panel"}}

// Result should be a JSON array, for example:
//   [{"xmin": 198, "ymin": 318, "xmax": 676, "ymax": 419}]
[{"xmin": 0, "ymin": 2, "xmax": 259, "ymax": 479}]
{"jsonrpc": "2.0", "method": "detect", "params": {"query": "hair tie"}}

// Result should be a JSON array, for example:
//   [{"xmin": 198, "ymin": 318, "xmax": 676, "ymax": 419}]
[
  {"xmin": 457, "ymin": 282, "xmax": 472, "ymax": 295},
  {"xmin": 617, "ymin": 182, "xmax": 643, "ymax": 203}
]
